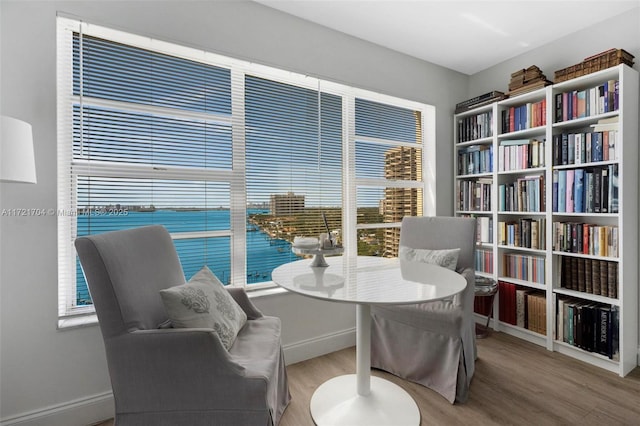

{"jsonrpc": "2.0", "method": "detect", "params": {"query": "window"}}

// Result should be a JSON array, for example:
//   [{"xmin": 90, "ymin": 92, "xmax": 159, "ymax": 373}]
[
  {"xmin": 57, "ymin": 18, "xmax": 434, "ymax": 320},
  {"xmin": 353, "ymin": 98, "xmax": 426, "ymax": 257}
]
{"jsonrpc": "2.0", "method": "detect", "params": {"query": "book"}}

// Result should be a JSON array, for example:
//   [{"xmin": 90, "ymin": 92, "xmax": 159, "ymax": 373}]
[
  {"xmin": 593, "ymin": 168, "xmax": 602, "ymax": 213},
  {"xmin": 516, "ymin": 288, "xmax": 528, "ymax": 328},
  {"xmin": 552, "ymin": 170, "xmax": 558, "ymax": 212},
  {"xmin": 567, "ymin": 303, "xmax": 575, "ymax": 345},
  {"xmin": 601, "ymin": 168, "xmax": 609, "ymax": 213},
  {"xmin": 584, "ymin": 259, "xmax": 601, "ymax": 294},
  {"xmin": 609, "ymin": 164, "xmax": 618, "ymax": 213},
  {"xmin": 573, "ymin": 169, "xmax": 584, "ymax": 213},
  {"xmin": 592, "ymin": 260, "xmax": 601, "ymax": 296},
  {"xmin": 558, "ymin": 170, "xmax": 566, "ymax": 212},
  {"xmin": 455, "ymin": 91, "xmax": 505, "ymax": 113},
  {"xmin": 608, "ymin": 261, "xmax": 617, "ymax": 299},
  {"xmin": 570, "ymin": 257, "xmax": 578, "ymax": 291},
  {"xmin": 565, "ymin": 170, "xmax": 574, "ymax": 213}
]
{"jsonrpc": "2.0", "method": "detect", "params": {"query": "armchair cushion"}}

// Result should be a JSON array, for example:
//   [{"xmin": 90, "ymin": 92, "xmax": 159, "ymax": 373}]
[
  {"xmin": 160, "ymin": 266, "xmax": 247, "ymax": 349},
  {"xmin": 398, "ymin": 246, "xmax": 460, "ymax": 271}
]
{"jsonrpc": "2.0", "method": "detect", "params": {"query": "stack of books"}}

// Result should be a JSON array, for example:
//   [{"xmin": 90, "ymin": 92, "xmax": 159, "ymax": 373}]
[
  {"xmin": 507, "ymin": 65, "xmax": 552, "ymax": 96},
  {"xmin": 455, "ymin": 90, "xmax": 506, "ymax": 113}
]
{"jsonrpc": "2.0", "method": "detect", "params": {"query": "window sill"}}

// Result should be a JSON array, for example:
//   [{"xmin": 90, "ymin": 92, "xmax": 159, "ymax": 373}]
[
  {"xmin": 57, "ymin": 284, "xmax": 291, "ymax": 330},
  {"xmin": 58, "ymin": 313, "xmax": 99, "ymax": 330}
]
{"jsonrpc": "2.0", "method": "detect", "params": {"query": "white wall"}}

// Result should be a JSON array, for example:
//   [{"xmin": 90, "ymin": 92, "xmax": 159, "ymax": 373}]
[
  {"xmin": 0, "ymin": 1, "xmax": 468, "ymax": 424},
  {"xmin": 467, "ymin": 8, "xmax": 640, "ymax": 98}
]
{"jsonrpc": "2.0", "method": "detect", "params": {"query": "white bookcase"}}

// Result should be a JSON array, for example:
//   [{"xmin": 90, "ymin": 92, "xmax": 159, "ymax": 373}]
[{"xmin": 454, "ymin": 64, "xmax": 638, "ymax": 376}]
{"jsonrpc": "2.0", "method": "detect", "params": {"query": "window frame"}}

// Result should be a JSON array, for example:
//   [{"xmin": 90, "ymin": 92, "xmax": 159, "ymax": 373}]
[{"xmin": 56, "ymin": 17, "xmax": 436, "ymax": 321}]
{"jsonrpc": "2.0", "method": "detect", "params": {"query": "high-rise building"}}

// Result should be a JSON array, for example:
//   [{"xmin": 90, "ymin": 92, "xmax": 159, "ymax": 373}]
[
  {"xmin": 382, "ymin": 146, "xmax": 422, "ymax": 257},
  {"xmin": 270, "ymin": 192, "xmax": 305, "ymax": 216}
]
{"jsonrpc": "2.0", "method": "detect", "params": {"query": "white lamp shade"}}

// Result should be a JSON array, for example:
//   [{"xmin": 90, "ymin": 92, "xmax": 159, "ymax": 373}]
[{"xmin": 1, "ymin": 116, "xmax": 36, "ymax": 183}]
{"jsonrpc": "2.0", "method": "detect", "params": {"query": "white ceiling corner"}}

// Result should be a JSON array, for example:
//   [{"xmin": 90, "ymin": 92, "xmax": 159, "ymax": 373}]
[{"xmin": 254, "ymin": 0, "xmax": 640, "ymax": 75}]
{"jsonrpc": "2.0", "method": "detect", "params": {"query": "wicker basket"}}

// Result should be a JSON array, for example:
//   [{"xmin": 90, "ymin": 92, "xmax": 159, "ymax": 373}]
[{"xmin": 554, "ymin": 49, "xmax": 634, "ymax": 83}]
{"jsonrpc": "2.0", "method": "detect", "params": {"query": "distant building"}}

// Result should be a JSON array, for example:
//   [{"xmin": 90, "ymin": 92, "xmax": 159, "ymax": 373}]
[
  {"xmin": 270, "ymin": 192, "xmax": 305, "ymax": 216},
  {"xmin": 382, "ymin": 146, "xmax": 422, "ymax": 257}
]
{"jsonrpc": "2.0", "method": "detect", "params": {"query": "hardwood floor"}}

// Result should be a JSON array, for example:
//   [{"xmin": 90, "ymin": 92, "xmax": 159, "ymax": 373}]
[{"xmin": 95, "ymin": 332, "xmax": 640, "ymax": 425}]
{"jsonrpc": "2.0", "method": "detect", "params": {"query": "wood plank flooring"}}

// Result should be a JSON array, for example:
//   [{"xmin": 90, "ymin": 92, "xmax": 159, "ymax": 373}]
[{"xmin": 95, "ymin": 332, "xmax": 640, "ymax": 425}]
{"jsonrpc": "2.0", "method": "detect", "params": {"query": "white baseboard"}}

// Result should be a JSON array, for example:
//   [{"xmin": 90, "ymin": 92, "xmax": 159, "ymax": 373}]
[
  {"xmin": 283, "ymin": 327, "xmax": 356, "ymax": 365},
  {"xmin": 0, "ymin": 391, "xmax": 114, "ymax": 426},
  {"xmin": 1, "ymin": 329, "xmax": 356, "ymax": 426}
]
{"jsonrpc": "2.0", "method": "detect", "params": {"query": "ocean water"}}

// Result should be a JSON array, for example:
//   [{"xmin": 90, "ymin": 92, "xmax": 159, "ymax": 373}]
[{"xmin": 76, "ymin": 209, "xmax": 297, "ymax": 304}]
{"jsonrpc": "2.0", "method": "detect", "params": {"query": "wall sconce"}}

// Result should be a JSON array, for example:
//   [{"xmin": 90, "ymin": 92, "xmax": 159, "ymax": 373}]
[{"xmin": 1, "ymin": 115, "xmax": 36, "ymax": 184}]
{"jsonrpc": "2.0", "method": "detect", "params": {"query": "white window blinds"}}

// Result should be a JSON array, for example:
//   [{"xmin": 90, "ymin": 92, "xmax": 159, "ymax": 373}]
[
  {"xmin": 245, "ymin": 76, "xmax": 343, "ymax": 278},
  {"xmin": 57, "ymin": 17, "xmax": 434, "ymax": 319},
  {"xmin": 58, "ymin": 21, "xmax": 236, "ymax": 315},
  {"xmin": 353, "ymin": 98, "xmax": 425, "ymax": 257}
]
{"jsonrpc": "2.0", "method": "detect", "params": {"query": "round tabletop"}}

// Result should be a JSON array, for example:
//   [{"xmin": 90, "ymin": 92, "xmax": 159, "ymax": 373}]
[{"xmin": 271, "ymin": 255, "xmax": 467, "ymax": 305}]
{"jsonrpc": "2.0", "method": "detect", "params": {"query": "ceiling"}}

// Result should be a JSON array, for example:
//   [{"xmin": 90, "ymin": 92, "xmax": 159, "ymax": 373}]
[{"xmin": 254, "ymin": 0, "xmax": 640, "ymax": 75}]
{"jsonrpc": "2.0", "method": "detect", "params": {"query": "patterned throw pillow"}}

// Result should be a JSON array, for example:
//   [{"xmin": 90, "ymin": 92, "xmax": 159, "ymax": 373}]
[
  {"xmin": 160, "ymin": 266, "xmax": 247, "ymax": 350},
  {"xmin": 398, "ymin": 246, "xmax": 460, "ymax": 271}
]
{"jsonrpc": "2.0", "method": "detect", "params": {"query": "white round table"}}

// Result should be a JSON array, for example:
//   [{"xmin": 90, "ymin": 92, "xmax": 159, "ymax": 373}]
[{"xmin": 272, "ymin": 255, "xmax": 467, "ymax": 426}]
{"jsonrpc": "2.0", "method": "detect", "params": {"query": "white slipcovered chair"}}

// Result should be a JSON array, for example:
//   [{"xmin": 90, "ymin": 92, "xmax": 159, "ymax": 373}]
[
  {"xmin": 371, "ymin": 216, "xmax": 477, "ymax": 403},
  {"xmin": 75, "ymin": 225, "xmax": 291, "ymax": 425}
]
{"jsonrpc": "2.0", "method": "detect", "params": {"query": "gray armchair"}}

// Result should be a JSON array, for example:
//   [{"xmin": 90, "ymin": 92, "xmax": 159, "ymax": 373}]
[
  {"xmin": 75, "ymin": 225, "xmax": 290, "ymax": 425},
  {"xmin": 371, "ymin": 216, "xmax": 476, "ymax": 403}
]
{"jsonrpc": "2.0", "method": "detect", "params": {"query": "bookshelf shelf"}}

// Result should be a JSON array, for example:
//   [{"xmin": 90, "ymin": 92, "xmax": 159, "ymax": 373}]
[
  {"xmin": 551, "ymin": 212, "xmax": 618, "ymax": 218},
  {"xmin": 456, "ymin": 210, "xmax": 493, "ymax": 216},
  {"xmin": 552, "ymin": 111, "xmax": 619, "ymax": 129},
  {"xmin": 456, "ymin": 172, "xmax": 492, "ymax": 179},
  {"xmin": 454, "ymin": 64, "xmax": 638, "ymax": 376},
  {"xmin": 553, "ymin": 287, "xmax": 619, "ymax": 306},
  {"xmin": 498, "ymin": 211, "xmax": 546, "ymax": 216},
  {"xmin": 455, "ymin": 103, "xmax": 493, "ymax": 118},
  {"xmin": 496, "ymin": 276, "xmax": 546, "ymax": 290},
  {"xmin": 475, "ymin": 271, "xmax": 495, "ymax": 279},
  {"xmin": 498, "ymin": 245, "xmax": 546, "ymax": 254},
  {"xmin": 552, "ymin": 251, "xmax": 619, "ymax": 262},
  {"xmin": 498, "ymin": 87, "xmax": 547, "ymax": 106},
  {"xmin": 498, "ymin": 126, "xmax": 546, "ymax": 138},
  {"xmin": 554, "ymin": 341, "xmax": 619, "ymax": 374},
  {"xmin": 498, "ymin": 167, "xmax": 546, "ymax": 176},
  {"xmin": 499, "ymin": 321, "xmax": 547, "ymax": 346},
  {"xmin": 456, "ymin": 137, "xmax": 493, "ymax": 147},
  {"xmin": 553, "ymin": 160, "xmax": 618, "ymax": 170}
]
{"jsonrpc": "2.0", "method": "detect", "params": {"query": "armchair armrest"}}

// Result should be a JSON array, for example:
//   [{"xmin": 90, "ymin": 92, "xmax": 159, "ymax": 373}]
[{"xmin": 227, "ymin": 287, "xmax": 263, "ymax": 320}]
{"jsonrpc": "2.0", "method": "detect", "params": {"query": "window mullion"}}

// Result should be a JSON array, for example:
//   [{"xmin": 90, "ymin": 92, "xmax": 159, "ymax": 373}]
[
  {"xmin": 230, "ymin": 69, "xmax": 247, "ymax": 288},
  {"xmin": 343, "ymin": 95, "xmax": 357, "ymax": 258},
  {"xmin": 72, "ymin": 95, "xmax": 233, "ymax": 126},
  {"xmin": 72, "ymin": 160, "xmax": 234, "ymax": 182}
]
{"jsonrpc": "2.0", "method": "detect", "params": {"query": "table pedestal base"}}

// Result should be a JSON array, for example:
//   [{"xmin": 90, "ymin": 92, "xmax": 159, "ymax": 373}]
[{"xmin": 309, "ymin": 374, "xmax": 420, "ymax": 426}]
